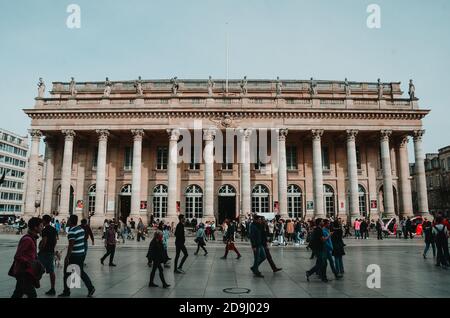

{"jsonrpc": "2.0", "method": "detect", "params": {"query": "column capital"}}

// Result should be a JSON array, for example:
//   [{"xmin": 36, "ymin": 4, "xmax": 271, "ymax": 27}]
[
  {"xmin": 346, "ymin": 129, "xmax": 358, "ymax": 142},
  {"xmin": 131, "ymin": 129, "xmax": 145, "ymax": 141},
  {"xmin": 167, "ymin": 128, "xmax": 180, "ymax": 141},
  {"xmin": 311, "ymin": 129, "xmax": 324, "ymax": 141},
  {"xmin": 62, "ymin": 129, "xmax": 76, "ymax": 141},
  {"xmin": 380, "ymin": 130, "xmax": 392, "ymax": 142},
  {"xmin": 278, "ymin": 128, "xmax": 289, "ymax": 141},
  {"xmin": 413, "ymin": 129, "xmax": 425, "ymax": 142},
  {"xmin": 239, "ymin": 128, "xmax": 253, "ymax": 140},
  {"xmin": 203, "ymin": 128, "xmax": 216, "ymax": 141},
  {"xmin": 399, "ymin": 135, "xmax": 409, "ymax": 148},
  {"xmin": 28, "ymin": 129, "xmax": 42, "ymax": 140},
  {"xmin": 96, "ymin": 129, "xmax": 110, "ymax": 141}
]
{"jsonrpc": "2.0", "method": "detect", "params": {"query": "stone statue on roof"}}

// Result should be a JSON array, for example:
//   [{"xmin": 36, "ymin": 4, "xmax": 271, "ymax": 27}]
[
  {"xmin": 309, "ymin": 77, "xmax": 317, "ymax": 96},
  {"xmin": 408, "ymin": 79, "xmax": 415, "ymax": 100},
  {"xmin": 207, "ymin": 76, "xmax": 214, "ymax": 96},
  {"xmin": 276, "ymin": 77, "xmax": 282, "ymax": 96},
  {"xmin": 171, "ymin": 77, "xmax": 179, "ymax": 95},
  {"xmin": 104, "ymin": 77, "xmax": 112, "ymax": 97},
  {"xmin": 377, "ymin": 78, "xmax": 384, "ymax": 99},
  {"xmin": 344, "ymin": 78, "xmax": 351, "ymax": 96},
  {"xmin": 69, "ymin": 77, "xmax": 77, "ymax": 96},
  {"xmin": 240, "ymin": 76, "xmax": 248, "ymax": 95},
  {"xmin": 134, "ymin": 76, "xmax": 143, "ymax": 95},
  {"xmin": 37, "ymin": 78, "xmax": 45, "ymax": 98}
]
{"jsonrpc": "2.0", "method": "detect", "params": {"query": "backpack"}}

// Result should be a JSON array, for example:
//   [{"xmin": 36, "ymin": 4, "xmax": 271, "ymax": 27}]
[{"xmin": 434, "ymin": 226, "xmax": 447, "ymax": 243}]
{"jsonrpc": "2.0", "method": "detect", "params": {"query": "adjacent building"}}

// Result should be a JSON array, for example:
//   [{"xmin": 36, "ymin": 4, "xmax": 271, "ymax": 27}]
[
  {"xmin": 23, "ymin": 77, "xmax": 431, "ymax": 226},
  {"xmin": 411, "ymin": 145, "xmax": 450, "ymax": 216},
  {"xmin": 0, "ymin": 129, "xmax": 28, "ymax": 215}
]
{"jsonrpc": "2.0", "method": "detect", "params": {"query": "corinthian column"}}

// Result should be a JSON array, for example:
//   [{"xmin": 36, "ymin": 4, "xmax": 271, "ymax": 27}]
[
  {"xmin": 346, "ymin": 130, "xmax": 360, "ymax": 221},
  {"xmin": 24, "ymin": 130, "xmax": 42, "ymax": 216},
  {"xmin": 95, "ymin": 130, "xmax": 109, "ymax": 217},
  {"xmin": 42, "ymin": 137, "xmax": 55, "ymax": 215},
  {"xmin": 278, "ymin": 129, "xmax": 289, "ymax": 218},
  {"xmin": 241, "ymin": 129, "xmax": 252, "ymax": 217},
  {"xmin": 203, "ymin": 128, "xmax": 216, "ymax": 220},
  {"xmin": 312, "ymin": 130, "xmax": 325, "ymax": 218},
  {"xmin": 167, "ymin": 129, "xmax": 180, "ymax": 219},
  {"xmin": 60, "ymin": 130, "xmax": 76, "ymax": 217},
  {"xmin": 413, "ymin": 130, "xmax": 430, "ymax": 217},
  {"xmin": 131, "ymin": 129, "xmax": 144, "ymax": 217},
  {"xmin": 398, "ymin": 136, "xmax": 413, "ymax": 218},
  {"xmin": 380, "ymin": 130, "xmax": 395, "ymax": 218}
]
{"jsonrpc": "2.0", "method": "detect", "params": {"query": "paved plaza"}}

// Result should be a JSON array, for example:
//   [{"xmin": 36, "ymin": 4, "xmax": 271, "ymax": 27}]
[{"xmin": 0, "ymin": 234, "xmax": 449, "ymax": 298}]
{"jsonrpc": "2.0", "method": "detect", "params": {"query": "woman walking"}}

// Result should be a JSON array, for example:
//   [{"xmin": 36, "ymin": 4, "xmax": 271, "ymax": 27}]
[
  {"xmin": 331, "ymin": 220, "xmax": 345, "ymax": 277},
  {"xmin": 194, "ymin": 223, "xmax": 208, "ymax": 256},
  {"xmin": 148, "ymin": 231, "xmax": 170, "ymax": 288}
]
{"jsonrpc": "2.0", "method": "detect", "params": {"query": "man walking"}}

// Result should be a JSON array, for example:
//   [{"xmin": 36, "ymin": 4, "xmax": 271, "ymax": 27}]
[
  {"xmin": 433, "ymin": 216, "xmax": 449, "ymax": 268},
  {"xmin": 80, "ymin": 219, "xmax": 94, "ymax": 264},
  {"xmin": 262, "ymin": 217, "xmax": 282, "ymax": 273},
  {"xmin": 100, "ymin": 221, "xmax": 117, "ymax": 266},
  {"xmin": 174, "ymin": 214, "xmax": 188, "ymax": 274},
  {"xmin": 10, "ymin": 217, "xmax": 43, "ymax": 298},
  {"xmin": 306, "ymin": 218, "xmax": 329, "ymax": 283},
  {"xmin": 221, "ymin": 219, "xmax": 242, "ymax": 259},
  {"xmin": 58, "ymin": 215, "xmax": 95, "ymax": 298},
  {"xmin": 249, "ymin": 215, "xmax": 266, "ymax": 277},
  {"xmin": 422, "ymin": 217, "xmax": 436, "ymax": 259},
  {"xmin": 376, "ymin": 218, "xmax": 384, "ymax": 240},
  {"xmin": 38, "ymin": 215, "xmax": 58, "ymax": 296}
]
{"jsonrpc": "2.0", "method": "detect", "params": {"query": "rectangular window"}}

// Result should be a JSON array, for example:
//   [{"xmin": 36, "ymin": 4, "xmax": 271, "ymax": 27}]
[
  {"xmin": 356, "ymin": 146, "xmax": 362, "ymax": 170},
  {"xmin": 124, "ymin": 147, "xmax": 133, "ymax": 170},
  {"xmin": 287, "ymin": 146, "xmax": 297, "ymax": 170},
  {"xmin": 447, "ymin": 158, "xmax": 450, "ymax": 171},
  {"xmin": 322, "ymin": 146, "xmax": 330, "ymax": 170},
  {"xmin": 156, "ymin": 146, "xmax": 168, "ymax": 170},
  {"xmin": 222, "ymin": 147, "xmax": 233, "ymax": 170},
  {"xmin": 92, "ymin": 147, "xmax": 98, "ymax": 169},
  {"xmin": 189, "ymin": 146, "xmax": 200, "ymax": 170}
]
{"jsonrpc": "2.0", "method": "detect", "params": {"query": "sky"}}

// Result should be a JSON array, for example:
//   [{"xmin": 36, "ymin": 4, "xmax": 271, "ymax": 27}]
[{"xmin": 0, "ymin": 0, "xmax": 449, "ymax": 158}]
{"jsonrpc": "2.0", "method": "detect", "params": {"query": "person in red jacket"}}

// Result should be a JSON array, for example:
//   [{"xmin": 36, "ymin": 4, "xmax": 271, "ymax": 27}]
[{"xmin": 10, "ymin": 217, "xmax": 43, "ymax": 298}]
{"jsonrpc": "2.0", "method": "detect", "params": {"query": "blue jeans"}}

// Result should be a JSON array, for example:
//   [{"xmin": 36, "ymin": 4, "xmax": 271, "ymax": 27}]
[
  {"xmin": 326, "ymin": 249, "xmax": 338, "ymax": 275},
  {"xmin": 423, "ymin": 242, "xmax": 436, "ymax": 257},
  {"xmin": 355, "ymin": 230, "xmax": 360, "ymax": 238},
  {"xmin": 251, "ymin": 246, "xmax": 266, "ymax": 273},
  {"xmin": 334, "ymin": 255, "xmax": 344, "ymax": 274}
]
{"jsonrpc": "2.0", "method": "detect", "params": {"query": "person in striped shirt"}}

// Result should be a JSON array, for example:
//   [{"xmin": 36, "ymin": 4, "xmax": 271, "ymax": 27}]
[{"xmin": 58, "ymin": 214, "xmax": 95, "ymax": 298}]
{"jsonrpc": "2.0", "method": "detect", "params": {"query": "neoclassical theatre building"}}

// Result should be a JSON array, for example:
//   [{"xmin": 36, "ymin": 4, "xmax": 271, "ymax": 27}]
[{"xmin": 23, "ymin": 77, "xmax": 430, "ymax": 227}]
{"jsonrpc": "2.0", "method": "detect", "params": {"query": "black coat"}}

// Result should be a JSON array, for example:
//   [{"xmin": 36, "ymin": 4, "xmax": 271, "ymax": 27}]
[
  {"xmin": 147, "ymin": 239, "xmax": 164, "ymax": 263},
  {"xmin": 331, "ymin": 228, "xmax": 345, "ymax": 257}
]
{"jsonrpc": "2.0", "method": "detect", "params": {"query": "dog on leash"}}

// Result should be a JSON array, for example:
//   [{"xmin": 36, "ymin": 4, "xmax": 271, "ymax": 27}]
[{"xmin": 54, "ymin": 250, "xmax": 63, "ymax": 267}]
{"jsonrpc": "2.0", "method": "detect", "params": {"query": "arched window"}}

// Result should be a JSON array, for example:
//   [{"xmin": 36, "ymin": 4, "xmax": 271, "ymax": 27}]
[
  {"xmin": 185, "ymin": 185, "xmax": 203, "ymax": 219},
  {"xmin": 153, "ymin": 184, "xmax": 168, "ymax": 218},
  {"xmin": 358, "ymin": 185, "xmax": 367, "ymax": 217},
  {"xmin": 120, "ymin": 184, "xmax": 132, "ymax": 195},
  {"xmin": 252, "ymin": 184, "xmax": 270, "ymax": 214},
  {"xmin": 323, "ymin": 184, "xmax": 335, "ymax": 218},
  {"xmin": 287, "ymin": 184, "xmax": 303, "ymax": 219},
  {"xmin": 218, "ymin": 184, "xmax": 236, "ymax": 196},
  {"xmin": 88, "ymin": 184, "xmax": 96, "ymax": 216}
]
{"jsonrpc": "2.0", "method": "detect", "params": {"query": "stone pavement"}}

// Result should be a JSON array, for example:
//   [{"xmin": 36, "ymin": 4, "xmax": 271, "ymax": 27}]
[{"xmin": 0, "ymin": 234, "xmax": 449, "ymax": 298}]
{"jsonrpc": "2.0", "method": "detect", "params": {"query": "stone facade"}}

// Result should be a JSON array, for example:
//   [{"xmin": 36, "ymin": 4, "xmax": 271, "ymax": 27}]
[{"xmin": 23, "ymin": 78, "xmax": 430, "ymax": 226}]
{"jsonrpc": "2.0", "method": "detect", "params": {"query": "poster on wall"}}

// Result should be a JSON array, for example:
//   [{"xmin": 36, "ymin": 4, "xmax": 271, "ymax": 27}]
[
  {"xmin": 370, "ymin": 200, "xmax": 378, "ymax": 209},
  {"xmin": 307, "ymin": 201, "xmax": 314, "ymax": 210},
  {"xmin": 340, "ymin": 201, "xmax": 345, "ymax": 212},
  {"xmin": 140, "ymin": 201, "xmax": 148, "ymax": 210},
  {"xmin": 176, "ymin": 201, "xmax": 180, "ymax": 212},
  {"xmin": 273, "ymin": 201, "xmax": 279, "ymax": 213},
  {"xmin": 76, "ymin": 200, "xmax": 84, "ymax": 210}
]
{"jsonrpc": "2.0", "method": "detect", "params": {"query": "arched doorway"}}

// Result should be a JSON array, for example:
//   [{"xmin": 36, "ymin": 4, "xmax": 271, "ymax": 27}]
[
  {"xmin": 87, "ymin": 184, "xmax": 96, "ymax": 217},
  {"xmin": 358, "ymin": 185, "xmax": 368, "ymax": 217},
  {"xmin": 119, "ymin": 184, "xmax": 132, "ymax": 223},
  {"xmin": 287, "ymin": 184, "xmax": 303, "ymax": 219},
  {"xmin": 323, "ymin": 184, "xmax": 336, "ymax": 218},
  {"xmin": 56, "ymin": 185, "xmax": 75, "ymax": 215},
  {"xmin": 378, "ymin": 185, "xmax": 399, "ymax": 216},
  {"xmin": 218, "ymin": 184, "xmax": 236, "ymax": 223},
  {"xmin": 152, "ymin": 184, "xmax": 168, "ymax": 219},
  {"xmin": 185, "ymin": 185, "xmax": 203, "ymax": 219},
  {"xmin": 252, "ymin": 184, "xmax": 270, "ymax": 214}
]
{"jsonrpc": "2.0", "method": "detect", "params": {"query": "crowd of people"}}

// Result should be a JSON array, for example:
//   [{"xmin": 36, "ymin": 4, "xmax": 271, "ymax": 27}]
[{"xmin": 7, "ymin": 211, "xmax": 450, "ymax": 298}]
